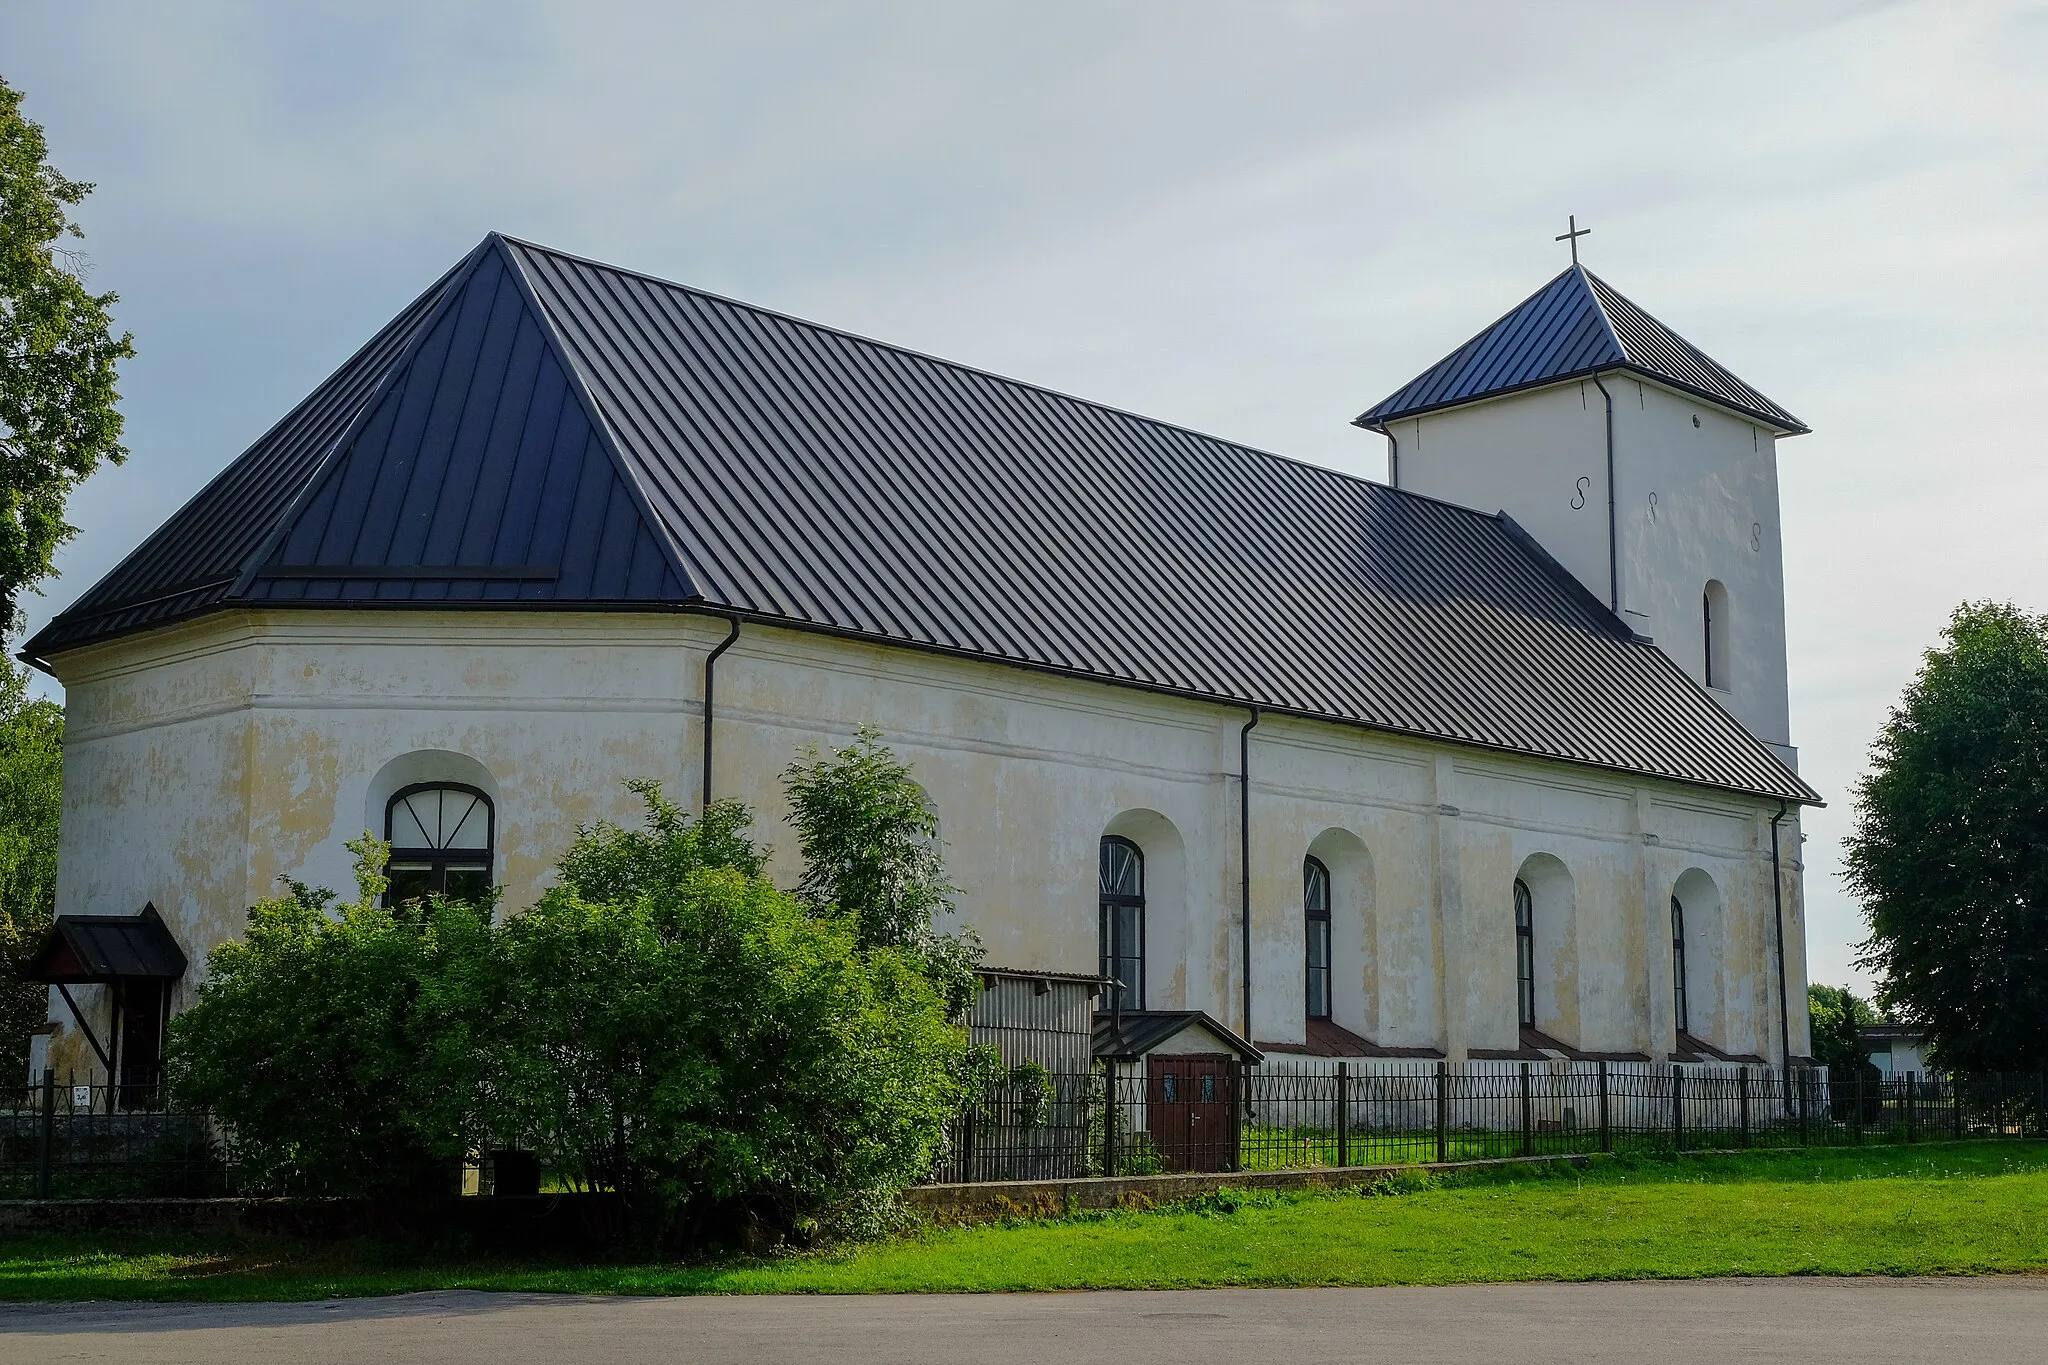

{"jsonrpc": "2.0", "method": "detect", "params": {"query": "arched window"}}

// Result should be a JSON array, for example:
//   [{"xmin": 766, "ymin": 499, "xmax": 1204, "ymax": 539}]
[
  {"xmin": 1304, "ymin": 856, "xmax": 1332, "ymax": 1021},
  {"xmin": 1703, "ymin": 580, "xmax": 1730, "ymax": 688},
  {"xmin": 1671, "ymin": 895, "xmax": 1690, "ymax": 1036},
  {"xmin": 1514, "ymin": 878, "xmax": 1535, "ymax": 1029},
  {"xmin": 386, "ymin": 783, "xmax": 494, "ymax": 905},
  {"xmin": 1099, "ymin": 836, "xmax": 1145, "ymax": 1011}
]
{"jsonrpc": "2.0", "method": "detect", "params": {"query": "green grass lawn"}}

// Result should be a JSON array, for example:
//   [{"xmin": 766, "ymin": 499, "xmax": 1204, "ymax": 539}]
[{"xmin": 4, "ymin": 1142, "xmax": 2046, "ymax": 1302}]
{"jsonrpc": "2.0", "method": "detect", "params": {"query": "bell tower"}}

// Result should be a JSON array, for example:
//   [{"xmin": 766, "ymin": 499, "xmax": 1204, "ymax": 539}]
[{"xmin": 1355, "ymin": 236, "xmax": 1807, "ymax": 768}]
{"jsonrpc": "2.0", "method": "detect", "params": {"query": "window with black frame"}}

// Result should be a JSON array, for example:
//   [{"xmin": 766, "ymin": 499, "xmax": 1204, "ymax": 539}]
[
  {"xmin": 386, "ymin": 783, "xmax": 494, "ymax": 905},
  {"xmin": 1099, "ymin": 836, "xmax": 1144, "ymax": 1011},
  {"xmin": 1304, "ymin": 856, "xmax": 1331, "ymax": 1021},
  {"xmin": 1671, "ymin": 895, "xmax": 1690, "ymax": 1035},
  {"xmin": 1514, "ymin": 878, "xmax": 1536, "ymax": 1029}
]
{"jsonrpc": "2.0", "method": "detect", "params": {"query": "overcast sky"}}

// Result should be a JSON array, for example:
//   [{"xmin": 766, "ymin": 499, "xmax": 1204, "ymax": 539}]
[{"xmin": 11, "ymin": 0, "xmax": 2047, "ymax": 994}]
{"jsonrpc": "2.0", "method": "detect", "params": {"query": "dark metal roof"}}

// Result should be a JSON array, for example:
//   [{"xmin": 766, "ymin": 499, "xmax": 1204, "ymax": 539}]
[
  {"xmin": 1093, "ymin": 1010, "xmax": 1263, "ymax": 1062},
  {"xmin": 25, "ymin": 904, "xmax": 189, "ymax": 983},
  {"xmin": 1355, "ymin": 265, "xmax": 1808, "ymax": 434},
  {"xmin": 25, "ymin": 234, "xmax": 1818, "ymax": 805}
]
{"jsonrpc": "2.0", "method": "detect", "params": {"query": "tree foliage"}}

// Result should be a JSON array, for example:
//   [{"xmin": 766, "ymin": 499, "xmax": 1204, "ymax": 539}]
[
  {"xmin": 168, "ymin": 755, "xmax": 977, "ymax": 1245},
  {"xmin": 1807, "ymin": 983, "xmax": 1880, "ymax": 1091},
  {"xmin": 0, "ymin": 655, "xmax": 61, "ymax": 1082},
  {"xmin": 1845, "ymin": 601, "xmax": 2048, "ymax": 1071},
  {"xmin": 0, "ymin": 76, "xmax": 134, "ymax": 632},
  {"xmin": 782, "ymin": 726, "xmax": 980, "ymax": 1019},
  {"xmin": 500, "ymin": 786, "xmax": 968, "ymax": 1243},
  {"xmin": 166, "ymin": 838, "xmax": 504, "ymax": 1197}
]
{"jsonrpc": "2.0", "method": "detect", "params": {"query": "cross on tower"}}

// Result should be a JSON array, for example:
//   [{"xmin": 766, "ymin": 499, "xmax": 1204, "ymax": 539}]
[{"xmin": 1555, "ymin": 215, "xmax": 1591, "ymax": 265}]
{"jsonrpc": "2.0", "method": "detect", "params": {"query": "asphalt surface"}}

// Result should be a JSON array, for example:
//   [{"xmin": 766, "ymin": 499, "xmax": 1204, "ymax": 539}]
[{"xmin": 3, "ymin": 1278, "xmax": 2046, "ymax": 1364}]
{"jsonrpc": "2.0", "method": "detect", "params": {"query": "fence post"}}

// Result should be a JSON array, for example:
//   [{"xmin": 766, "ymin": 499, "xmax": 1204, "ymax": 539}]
[
  {"xmin": 1904, "ymin": 1072, "xmax": 1916, "ymax": 1144},
  {"xmin": 1739, "ymin": 1068, "xmax": 1751, "ymax": 1148},
  {"xmin": 1671, "ymin": 1066, "xmax": 1684, "ymax": 1151},
  {"xmin": 1953, "ymin": 1073, "xmax": 1964, "ymax": 1140},
  {"xmin": 1335, "ymin": 1062, "xmax": 1350, "ymax": 1168},
  {"xmin": 1435, "ymin": 1061, "xmax": 1449, "ymax": 1164},
  {"xmin": 1519, "ymin": 1063, "xmax": 1533, "ymax": 1158},
  {"xmin": 35, "ymin": 1068, "xmax": 54, "ymax": 1200},
  {"xmin": 1102, "ymin": 1063, "xmax": 1118, "ymax": 1178},
  {"xmin": 1598, "ymin": 1060, "xmax": 1612, "ymax": 1154},
  {"xmin": 1795, "ymin": 1069, "xmax": 1808, "ymax": 1146},
  {"xmin": 1852, "ymin": 1066, "xmax": 1864, "ymax": 1145},
  {"xmin": 960, "ymin": 1106, "xmax": 976, "ymax": 1182}
]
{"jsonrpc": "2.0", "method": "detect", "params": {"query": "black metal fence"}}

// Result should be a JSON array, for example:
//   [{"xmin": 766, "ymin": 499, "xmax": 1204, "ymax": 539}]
[
  {"xmin": 932, "ymin": 1060, "xmax": 2048, "ymax": 1184},
  {"xmin": 0, "ymin": 1072, "xmax": 231, "ymax": 1199}
]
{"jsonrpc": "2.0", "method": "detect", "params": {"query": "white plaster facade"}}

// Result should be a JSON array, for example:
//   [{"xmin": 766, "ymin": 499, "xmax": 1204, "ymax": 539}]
[{"xmin": 39, "ymin": 604, "xmax": 1811, "ymax": 1080}]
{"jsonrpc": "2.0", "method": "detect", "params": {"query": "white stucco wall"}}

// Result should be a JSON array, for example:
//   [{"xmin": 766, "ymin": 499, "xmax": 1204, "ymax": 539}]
[
  {"xmin": 41, "ymin": 608, "xmax": 1810, "ymax": 1079},
  {"xmin": 1383, "ymin": 374, "xmax": 1794, "ymax": 760}
]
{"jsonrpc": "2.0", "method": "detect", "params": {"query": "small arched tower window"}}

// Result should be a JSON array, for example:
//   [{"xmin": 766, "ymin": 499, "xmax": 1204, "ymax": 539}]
[
  {"xmin": 1513, "ymin": 878, "xmax": 1536, "ymax": 1029},
  {"xmin": 1304, "ymin": 856, "xmax": 1332, "ymax": 1021},
  {"xmin": 386, "ymin": 783, "xmax": 494, "ymax": 905},
  {"xmin": 1671, "ymin": 895, "xmax": 1690, "ymax": 1036},
  {"xmin": 1099, "ymin": 836, "xmax": 1145, "ymax": 1011},
  {"xmin": 1703, "ymin": 579, "xmax": 1731, "ymax": 689}
]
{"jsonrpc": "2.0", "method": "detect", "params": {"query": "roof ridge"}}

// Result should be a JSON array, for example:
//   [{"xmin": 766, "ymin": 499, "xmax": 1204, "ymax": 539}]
[
  {"xmin": 226, "ymin": 238, "xmax": 498, "ymax": 599},
  {"xmin": 1572, "ymin": 262, "xmax": 1628, "ymax": 362},
  {"xmin": 495, "ymin": 232, "xmax": 1412, "ymax": 499},
  {"xmin": 491, "ymin": 235, "xmax": 703, "ymax": 600}
]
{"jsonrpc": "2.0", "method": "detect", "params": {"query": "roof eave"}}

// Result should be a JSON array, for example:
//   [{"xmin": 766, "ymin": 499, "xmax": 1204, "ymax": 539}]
[{"xmin": 1356, "ymin": 363, "xmax": 1807, "ymax": 436}]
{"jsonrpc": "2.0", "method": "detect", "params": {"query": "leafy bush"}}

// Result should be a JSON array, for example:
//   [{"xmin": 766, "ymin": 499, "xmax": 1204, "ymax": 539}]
[
  {"xmin": 166, "ymin": 837, "xmax": 503, "ymax": 1197},
  {"xmin": 497, "ymin": 784, "xmax": 969, "ymax": 1244},
  {"xmin": 784, "ymin": 726, "xmax": 980, "ymax": 1020}
]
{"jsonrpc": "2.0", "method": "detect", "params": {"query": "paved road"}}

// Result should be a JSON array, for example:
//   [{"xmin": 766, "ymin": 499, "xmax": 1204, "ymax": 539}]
[{"xmin": 3, "ymin": 1278, "xmax": 2045, "ymax": 1364}]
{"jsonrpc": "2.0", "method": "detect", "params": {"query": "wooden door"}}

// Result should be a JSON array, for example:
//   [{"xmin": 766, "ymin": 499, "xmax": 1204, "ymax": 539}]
[{"xmin": 1146, "ymin": 1054, "xmax": 1236, "ymax": 1172}]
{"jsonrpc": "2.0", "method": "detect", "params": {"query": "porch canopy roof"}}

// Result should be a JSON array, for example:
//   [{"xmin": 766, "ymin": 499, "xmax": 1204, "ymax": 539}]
[
  {"xmin": 1092, "ymin": 1009, "xmax": 1263, "ymax": 1064},
  {"xmin": 24, "ymin": 904, "xmax": 188, "ymax": 984}
]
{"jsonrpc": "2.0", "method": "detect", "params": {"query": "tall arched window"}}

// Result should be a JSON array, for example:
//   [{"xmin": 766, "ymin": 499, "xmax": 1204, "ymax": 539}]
[
  {"xmin": 1703, "ymin": 579, "xmax": 1730, "ymax": 688},
  {"xmin": 1514, "ymin": 878, "xmax": 1535, "ymax": 1029},
  {"xmin": 386, "ymin": 783, "xmax": 494, "ymax": 905},
  {"xmin": 1099, "ymin": 836, "xmax": 1145, "ymax": 1011},
  {"xmin": 1671, "ymin": 895, "xmax": 1690, "ymax": 1035},
  {"xmin": 1304, "ymin": 856, "xmax": 1332, "ymax": 1021}
]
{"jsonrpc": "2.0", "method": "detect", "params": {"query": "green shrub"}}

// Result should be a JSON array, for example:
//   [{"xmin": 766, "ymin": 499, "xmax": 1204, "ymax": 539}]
[
  {"xmin": 165, "ymin": 837, "xmax": 504, "ymax": 1197},
  {"xmin": 495, "ymin": 783, "xmax": 971, "ymax": 1245}
]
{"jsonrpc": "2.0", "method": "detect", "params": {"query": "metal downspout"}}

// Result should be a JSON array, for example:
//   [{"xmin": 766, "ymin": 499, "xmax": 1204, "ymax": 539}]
[
  {"xmin": 1769, "ymin": 799, "xmax": 1793, "ymax": 1077},
  {"xmin": 1385, "ymin": 428, "xmax": 1400, "ymax": 489},
  {"xmin": 1591, "ymin": 374, "xmax": 1618, "ymax": 612},
  {"xmin": 701, "ymin": 616, "xmax": 741, "ymax": 810},
  {"xmin": 1240, "ymin": 708, "xmax": 1260, "ymax": 1039}
]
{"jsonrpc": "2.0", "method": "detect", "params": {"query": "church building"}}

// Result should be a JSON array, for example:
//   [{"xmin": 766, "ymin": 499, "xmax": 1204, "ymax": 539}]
[{"xmin": 22, "ymin": 233, "xmax": 1819, "ymax": 1089}]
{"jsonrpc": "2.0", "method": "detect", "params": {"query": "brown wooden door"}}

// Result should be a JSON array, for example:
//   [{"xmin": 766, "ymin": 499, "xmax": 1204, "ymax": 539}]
[{"xmin": 1146, "ymin": 1055, "xmax": 1236, "ymax": 1172}]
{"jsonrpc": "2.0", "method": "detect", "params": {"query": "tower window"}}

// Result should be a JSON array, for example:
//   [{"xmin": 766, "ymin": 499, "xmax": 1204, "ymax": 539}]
[
  {"xmin": 1304, "ymin": 856, "xmax": 1332, "ymax": 1021},
  {"xmin": 1703, "ymin": 579, "xmax": 1730, "ymax": 689},
  {"xmin": 1514, "ymin": 878, "xmax": 1535, "ymax": 1029},
  {"xmin": 1099, "ymin": 836, "xmax": 1145, "ymax": 1011},
  {"xmin": 385, "ymin": 783, "xmax": 494, "ymax": 904}
]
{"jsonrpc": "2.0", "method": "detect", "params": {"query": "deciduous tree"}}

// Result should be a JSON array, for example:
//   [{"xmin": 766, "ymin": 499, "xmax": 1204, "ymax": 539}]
[
  {"xmin": 1, "ymin": 75, "xmax": 133, "ymax": 632},
  {"xmin": 1846, "ymin": 601, "xmax": 2048, "ymax": 1071}
]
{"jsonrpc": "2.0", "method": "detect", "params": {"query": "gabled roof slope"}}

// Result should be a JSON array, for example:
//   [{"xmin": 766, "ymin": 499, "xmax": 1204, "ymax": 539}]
[
  {"xmin": 27, "ymin": 235, "xmax": 1817, "ymax": 804},
  {"xmin": 1355, "ymin": 265, "xmax": 1807, "ymax": 434}
]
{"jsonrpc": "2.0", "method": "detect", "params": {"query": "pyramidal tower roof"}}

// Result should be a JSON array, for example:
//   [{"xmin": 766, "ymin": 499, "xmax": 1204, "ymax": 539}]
[
  {"xmin": 24, "ymin": 233, "xmax": 1816, "ymax": 805},
  {"xmin": 1355, "ymin": 264, "xmax": 1807, "ymax": 435}
]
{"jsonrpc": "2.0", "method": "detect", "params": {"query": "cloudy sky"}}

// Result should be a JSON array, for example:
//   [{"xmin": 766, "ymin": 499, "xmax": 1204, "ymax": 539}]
[{"xmin": 12, "ymin": 0, "xmax": 2047, "ymax": 992}]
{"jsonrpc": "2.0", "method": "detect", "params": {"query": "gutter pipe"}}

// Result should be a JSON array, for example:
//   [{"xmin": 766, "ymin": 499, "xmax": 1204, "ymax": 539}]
[
  {"xmin": 1240, "ymin": 708, "xmax": 1260, "ymax": 1040},
  {"xmin": 1769, "ymin": 799, "xmax": 1793, "ymax": 1077},
  {"xmin": 701, "ymin": 616, "xmax": 741, "ymax": 810}
]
